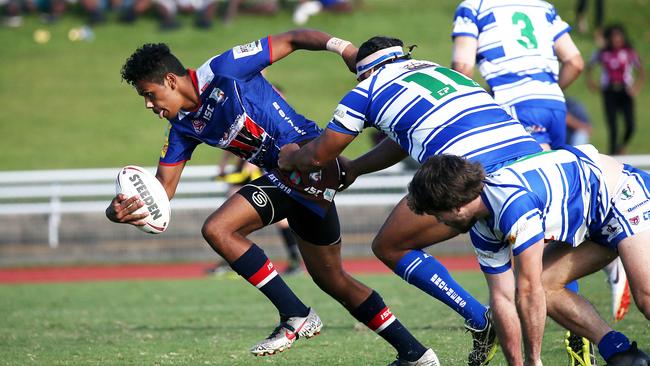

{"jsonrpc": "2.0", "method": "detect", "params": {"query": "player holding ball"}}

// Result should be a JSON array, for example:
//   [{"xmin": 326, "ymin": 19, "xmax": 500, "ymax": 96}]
[{"xmin": 105, "ymin": 29, "xmax": 440, "ymax": 365}]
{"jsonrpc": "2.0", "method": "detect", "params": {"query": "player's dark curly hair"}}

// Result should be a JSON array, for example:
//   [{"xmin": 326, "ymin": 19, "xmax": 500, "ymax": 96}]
[
  {"xmin": 356, "ymin": 36, "xmax": 414, "ymax": 67},
  {"xmin": 121, "ymin": 43, "xmax": 187, "ymax": 86},
  {"xmin": 407, "ymin": 155, "xmax": 485, "ymax": 216}
]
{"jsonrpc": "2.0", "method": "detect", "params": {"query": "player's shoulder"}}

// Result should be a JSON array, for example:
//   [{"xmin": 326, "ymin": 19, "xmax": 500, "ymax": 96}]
[{"xmin": 195, "ymin": 57, "xmax": 216, "ymax": 91}]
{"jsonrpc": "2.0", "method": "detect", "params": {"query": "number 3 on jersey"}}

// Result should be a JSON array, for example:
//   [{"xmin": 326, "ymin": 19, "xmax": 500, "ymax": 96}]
[
  {"xmin": 512, "ymin": 12, "xmax": 538, "ymax": 49},
  {"xmin": 403, "ymin": 67, "xmax": 480, "ymax": 101}
]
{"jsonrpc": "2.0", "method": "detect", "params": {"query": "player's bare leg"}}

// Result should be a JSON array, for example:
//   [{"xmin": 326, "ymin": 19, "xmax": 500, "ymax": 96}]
[
  {"xmin": 298, "ymin": 237, "xmax": 439, "ymax": 365},
  {"xmin": 618, "ymin": 231, "xmax": 650, "ymax": 320},
  {"xmin": 202, "ymin": 193, "xmax": 318, "ymax": 356},
  {"xmin": 543, "ymin": 240, "xmax": 615, "ymax": 341},
  {"xmin": 372, "ymin": 196, "xmax": 458, "ymax": 268},
  {"xmin": 543, "ymin": 240, "xmax": 650, "ymax": 364},
  {"xmin": 372, "ymin": 196, "xmax": 496, "ymax": 366}
]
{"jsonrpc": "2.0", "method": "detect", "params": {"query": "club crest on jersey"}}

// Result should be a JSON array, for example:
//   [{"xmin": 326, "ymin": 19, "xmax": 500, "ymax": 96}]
[
  {"xmin": 209, "ymin": 88, "xmax": 227, "ymax": 104},
  {"xmin": 192, "ymin": 119, "xmax": 206, "ymax": 134},
  {"xmin": 620, "ymin": 184, "xmax": 634, "ymax": 200},
  {"xmin": 233, "ymin": 40, "xmax": 263, "ymax": 59}
]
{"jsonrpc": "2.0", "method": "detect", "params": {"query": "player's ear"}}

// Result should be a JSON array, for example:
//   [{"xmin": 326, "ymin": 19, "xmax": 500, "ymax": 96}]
[{"xmin": 165, "ymin": 73, "xmax": 177, "ymax": 90}]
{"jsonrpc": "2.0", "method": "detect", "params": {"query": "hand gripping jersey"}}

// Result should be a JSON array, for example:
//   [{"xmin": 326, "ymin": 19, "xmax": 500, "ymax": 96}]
[
  {"xmin": 452, "ymin": 0, "xmax": 571, "ymax": 111},
  {"xmin": 160, "ymin": 36, "xmax": 321, "ymax": 170},
  {"xmin": 470, "ymin": 145, "xmax": 609, "ymax": 274},
  {"xmin": 327, "ymin": 59, "xmax": 542, "ymax": 171}
]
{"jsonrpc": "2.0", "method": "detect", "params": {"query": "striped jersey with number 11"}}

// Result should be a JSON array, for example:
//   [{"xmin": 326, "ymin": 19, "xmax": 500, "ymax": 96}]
[{"xmin": 327, "ymin": 59, "xmax": 542, "ymax": 170}]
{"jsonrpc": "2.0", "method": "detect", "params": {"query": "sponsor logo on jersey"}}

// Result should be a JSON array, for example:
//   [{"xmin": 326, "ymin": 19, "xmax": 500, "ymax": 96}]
[
  {"xmin": 209, "ymin": 88, "xmax": 227, "ymax": 104},
  {"xmin": 644, "ymin": 211, "xmax": 650, "ymax": 221},
  {"xmin": 323, "ymin": 188, "xmax": 336, "ymax": 202},
  {"xmin": 627, "ymin": 199, "xmax": 649, "ymax": 212},
  {"xmin": 192, "ymin": 119, "xmax": 206, "ymax": 134},
  {"xmin": 273, "ymin": 102, "xmax": 307, "ymax": 136},
  {"xmin": 630, "ymin": 216, "xmax": 640, "ymax": 225},
  {"xmin": 309, "ymin": 171, "xmax": 321, "ymax": 182},
  {"xmin": 251, "ymin": 190, "xmax": 268, "ymax": 207},
  {"xmin": 620, "ymin": 184, "xmax": 634, "ymax": 200},
  {"xmin": 233, "ymin": 40, "xmax": 263, "ymax": 59}
]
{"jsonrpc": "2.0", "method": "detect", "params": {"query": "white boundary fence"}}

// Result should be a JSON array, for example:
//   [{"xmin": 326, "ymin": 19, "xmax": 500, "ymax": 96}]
[
  {"xmin": 0, "ymin": 164, "xmax": 411, "ymax": 247},
  {"xmin": 2, "ymin": 155, "xmax": 650, "ymax": 248}
]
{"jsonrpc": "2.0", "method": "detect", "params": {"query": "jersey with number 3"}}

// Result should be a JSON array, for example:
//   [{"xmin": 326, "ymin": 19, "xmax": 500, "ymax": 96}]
[
  {"xmin": 160, "ymin": 36, "xmax": 321, "ymax": 169},
  {"xmin": 327, "ymin": 59, "xmax": 542, "ymax": 169},
  {"xmin": 452, "ymin": 0, "xmax": 571, "ymax": 111}
]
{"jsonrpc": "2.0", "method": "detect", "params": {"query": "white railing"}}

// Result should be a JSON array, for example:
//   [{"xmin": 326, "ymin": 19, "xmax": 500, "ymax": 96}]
[
  {"xmin": 0, "ymin": 164, "xmax": 410, "ymax": 248},
  {"xmin": 2, "ymin": 155, "xmax": 649, "ymax": 248}
]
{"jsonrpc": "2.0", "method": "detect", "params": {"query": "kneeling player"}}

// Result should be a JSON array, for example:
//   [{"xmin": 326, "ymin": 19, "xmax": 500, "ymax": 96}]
[{"xmin": 407, "ymin": 146, "xmax": 650, "ymax": 366}]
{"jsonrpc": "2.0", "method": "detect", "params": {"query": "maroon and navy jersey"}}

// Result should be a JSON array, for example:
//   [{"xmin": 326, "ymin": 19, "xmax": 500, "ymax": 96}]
[{"xmin": 159, "ymin": 36, "xmax": 321, "ymax": 170}]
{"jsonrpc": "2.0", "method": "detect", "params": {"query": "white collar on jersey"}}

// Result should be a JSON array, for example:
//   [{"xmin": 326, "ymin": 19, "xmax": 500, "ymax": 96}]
[{"xmin": 355, "ymin": 46, "xmax": 404, "ymax": 78}]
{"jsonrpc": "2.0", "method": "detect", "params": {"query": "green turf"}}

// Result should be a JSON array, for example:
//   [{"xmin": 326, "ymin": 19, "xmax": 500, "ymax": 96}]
[
  {"xmin": 0, "ymin": 0, "xmax": 649, "ymax": 170},
  {"xmin": 1, "ymin": 272, "xmax": 648, "ymax": 365}
]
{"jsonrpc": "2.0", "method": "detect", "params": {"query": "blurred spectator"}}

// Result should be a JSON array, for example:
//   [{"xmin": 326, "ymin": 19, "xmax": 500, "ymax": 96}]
[
  {"xmin": 118, "ymin": 0, "xmax": 152, "ymax": 24},
  {"xmin": 79, "ymin": 0, "xmax": 108, "ymax": 24},
  {"xmin": 565, "ymin": 96, "xmax": 592, "ymax": 146},
  {"xmin": 223, "ymin": 0, "xmax": 278, "ymax": 25},
  {"xmin": 575, "ymin": 0, "xmax": 604, "ymax": 43},
  {"xmin": 138, "ymin": 0, "xmax": 217, "ymax": 30},
  {"xmin": 2, "ymin": 0, "xmax": 22, "ymax": 27},
  {"xmin": 36, "ymin": 0, "xmax": 68, "ymax": 23},
  {"xmin": 586, "ymin": 24, "xmax": 645, "ymax": 154},
  {"xmin": 292, "ymin": 0, "xmax": 353, "ymax": 26}
]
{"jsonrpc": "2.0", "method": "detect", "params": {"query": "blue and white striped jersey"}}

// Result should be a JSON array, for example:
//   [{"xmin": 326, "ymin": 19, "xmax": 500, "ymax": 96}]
[
  {"xmin": 452, "ymin": 0, "xmax": 571, "ymax": 111},
  {"xmin": 471, "ymin": 145, "xmax": 609, "ymax": 274},
  {"xmin": 327, "ymin": 59, "xmax": 541, "ymax": 170}
]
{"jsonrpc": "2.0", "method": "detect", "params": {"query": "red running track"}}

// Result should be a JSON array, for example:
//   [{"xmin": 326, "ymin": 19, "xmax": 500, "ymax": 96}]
[{"xmin": 0, "ymin": 257, "xmax": 479, "ymax": 284}]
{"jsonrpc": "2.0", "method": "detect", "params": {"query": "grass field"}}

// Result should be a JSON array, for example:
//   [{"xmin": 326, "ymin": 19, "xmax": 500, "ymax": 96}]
[
  {"xmin": 1, "ymin": 272, "xmax": 648, "ymax": 365},
  {"xmin": 0, "ymin": 0, "xmax": 649, "ymax": 170}
]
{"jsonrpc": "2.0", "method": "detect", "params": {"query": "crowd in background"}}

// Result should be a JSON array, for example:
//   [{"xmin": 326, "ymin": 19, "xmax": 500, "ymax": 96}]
[
  {"xmin": 0, "ymin": 0, "xmax": 355, "ymax": 29},
  {"xmin": 1, "ymin": 0, "xmax": 644, "ymax": 154}
]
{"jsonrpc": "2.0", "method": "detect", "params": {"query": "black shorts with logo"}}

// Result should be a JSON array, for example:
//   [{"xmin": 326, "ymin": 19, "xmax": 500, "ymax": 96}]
[{"xmin": 237, "ymin": 174, "xmax": 341, "ymax": 246}]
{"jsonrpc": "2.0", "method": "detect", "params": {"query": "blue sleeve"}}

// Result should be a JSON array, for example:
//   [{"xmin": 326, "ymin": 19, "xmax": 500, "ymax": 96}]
[
  {"xmin": 451, "ymin": 1, "xmax": 479, "ymax": 39},
  {"xmin": 159, "ymin": 125, "xmax": 200, "ymax": 165},
  {"xmin": 326, "ymin": 87, "xmax": 370, "ymax": 135},
  {"xmin": 209, "ymin": 36, "xmax": 272, "ymax": 81},
  {"xmin": 497, "ymin": 193, "xmax": 545, "ymax": 256}
]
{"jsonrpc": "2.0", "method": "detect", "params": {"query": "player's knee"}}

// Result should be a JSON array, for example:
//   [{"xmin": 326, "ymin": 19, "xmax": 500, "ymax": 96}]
[
  {"xmin": 371, "ymin": 236, "xmax": 392, "ymax": 264},
  {"xmin": 201, "ymin": 217, "xmax": 231, "ymax": 249}
]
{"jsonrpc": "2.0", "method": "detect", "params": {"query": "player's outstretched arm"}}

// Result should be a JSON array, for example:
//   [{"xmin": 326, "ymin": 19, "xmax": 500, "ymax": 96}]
[
  {"xmin": 555, "ymin": 33, "xmax": 584, "ymax": 90},
  {"xmin": 269, "ymin": 29, "xmax": 358, "ymax": 73},
  {"xmin": 451, "ymin": 35, "xmax": 478, "ymax": 78},
  {"xmin": 486, "ymin": 271, "xmax": 524, "ymax": 366},
  {"xmin": 349, "ymin": 138, "xmax": 408, "ymax": 178},
  {"xmin": 279, "ymin": 128, "xmax": 355, "ymax": 173},
  {"xmin": 155, "ymin": 162, "xmax": 185, "ymax": 200},
  {"xmin": 513, "ymin": 241, "xmax": 546, "ymax": 366}
]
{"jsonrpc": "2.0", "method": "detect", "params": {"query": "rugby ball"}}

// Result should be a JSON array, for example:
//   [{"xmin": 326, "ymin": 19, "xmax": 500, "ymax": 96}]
[{"xmin": 115, "ymin": 165, "xmax": 171, "ymax": 234}]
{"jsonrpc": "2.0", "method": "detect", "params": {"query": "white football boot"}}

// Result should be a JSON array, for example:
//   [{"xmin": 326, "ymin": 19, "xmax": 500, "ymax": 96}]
[
  {"xmin": 249, "ymin": 308, "xmax": 322, "ymax": 356},
  {"xmin": 387, "ymin": 348, "xmax": 441, "ymax": 366},
  {"xmin": 603, "ymin": 257, "xmax": 631, "ymax": 321}
]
